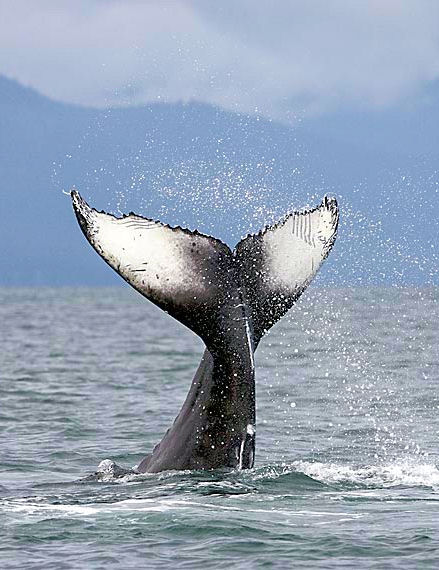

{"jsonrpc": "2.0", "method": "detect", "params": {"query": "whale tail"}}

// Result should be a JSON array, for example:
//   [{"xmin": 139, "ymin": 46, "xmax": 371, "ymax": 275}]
[
  {"xmin": 71, "ymin": 191, "xmax": 338, "ymax": 347},
  {"xmin": 71, "ymin": 191, "xmax": 338, "ymax": 346},
  {"xmin": 71, "ymin": 191, "xmax": 338, "ymax": 472}
]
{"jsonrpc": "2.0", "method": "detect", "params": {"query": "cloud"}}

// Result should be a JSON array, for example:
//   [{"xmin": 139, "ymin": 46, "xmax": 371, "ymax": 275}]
[{"xmin": 1, "ymin": 0, "xmax": 439, "ymax": 119}]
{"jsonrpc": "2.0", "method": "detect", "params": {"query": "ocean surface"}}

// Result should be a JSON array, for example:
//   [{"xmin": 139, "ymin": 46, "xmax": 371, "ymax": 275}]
[{"xmin": 1, "ymin": 286, "xmax": 438, "ymax": 569}]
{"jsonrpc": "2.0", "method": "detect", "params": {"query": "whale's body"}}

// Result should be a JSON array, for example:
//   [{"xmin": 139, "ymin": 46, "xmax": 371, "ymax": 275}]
[{"xmin": 71, "ymin": 191, "xmax": 338, "ymax": 472}]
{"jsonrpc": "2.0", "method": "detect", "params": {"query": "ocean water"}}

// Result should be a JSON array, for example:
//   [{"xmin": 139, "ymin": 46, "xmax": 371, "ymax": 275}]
[{"xmin": 1, "ymin": 286, "xmax": 438, "ymax": 569}]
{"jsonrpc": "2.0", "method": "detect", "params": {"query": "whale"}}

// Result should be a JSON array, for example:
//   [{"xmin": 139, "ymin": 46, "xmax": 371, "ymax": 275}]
[{"xmin": 71, "ymin": 190, "xmax": 338, "ymax": 473}]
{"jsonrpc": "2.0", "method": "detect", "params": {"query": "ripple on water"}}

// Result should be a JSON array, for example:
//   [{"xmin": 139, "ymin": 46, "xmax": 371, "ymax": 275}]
[{"xmin": 1, "ymin": 287, "xmax": 439, "ymax": 568}]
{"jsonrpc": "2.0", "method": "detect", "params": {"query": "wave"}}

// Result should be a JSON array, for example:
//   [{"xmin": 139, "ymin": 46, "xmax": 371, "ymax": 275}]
[
  {"xmin": 2, "ymin": 458, "xmax": 438, "ymax": 521},
  {"xmin": 279, "ymin": 459, "xmax": 439, "ymax": 489},
  {"xmin": 80, "ymin": 457, "xmax": 439, "ymax": 490},
  {"xmin": 69, "ymin": 456, "xmax": 439, "ymax": 498}
]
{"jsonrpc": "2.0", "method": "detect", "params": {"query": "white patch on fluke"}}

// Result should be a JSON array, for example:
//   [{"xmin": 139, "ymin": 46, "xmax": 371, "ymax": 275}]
[
  {"xmin": 262, "ymin": 197, "xmax": 338, "ymax": 292},
  {"xmin": 72, "ymin": 191, "xmax": 195, "ymax": 295},
  {"xmin": 70, "ymin": 191, "xmax": 232, "ymax": 336}
]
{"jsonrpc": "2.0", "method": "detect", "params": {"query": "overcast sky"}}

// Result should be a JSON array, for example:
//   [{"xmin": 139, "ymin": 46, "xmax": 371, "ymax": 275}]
[{"xmin": 1, "ymin": 0, "xmax": 438, "ymax": 120}]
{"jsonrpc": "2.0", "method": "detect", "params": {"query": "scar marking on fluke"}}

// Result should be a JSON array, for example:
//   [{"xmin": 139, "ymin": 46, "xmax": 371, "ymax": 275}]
[{"xmin": 70, "ymin": 190, "xmax": 338, "ymax": 472}]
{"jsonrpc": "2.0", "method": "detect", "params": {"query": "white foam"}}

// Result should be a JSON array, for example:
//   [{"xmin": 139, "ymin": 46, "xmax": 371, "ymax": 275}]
[
  {"xmin": 1, "ymin": 499, "xmax": 100, "ymax": 516},
  {"xmin": 292, "ymin": 459, "xmax": 439, "ymax": 488}
]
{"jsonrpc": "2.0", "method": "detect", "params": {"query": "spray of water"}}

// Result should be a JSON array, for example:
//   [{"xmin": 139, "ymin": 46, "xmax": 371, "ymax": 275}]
[{"xmin": 51, "ymin": 105, "xmax": 438, "ymax": 484}]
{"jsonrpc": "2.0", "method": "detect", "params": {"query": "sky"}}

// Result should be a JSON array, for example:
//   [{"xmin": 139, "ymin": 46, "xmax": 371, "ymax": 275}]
[
  {"xmin": 1, "ymin": 0, "xmax": 439, "ymax": 121},
  {"xmin": 1, "ymin": 0, "xmax": 438, "ymax": 287}
]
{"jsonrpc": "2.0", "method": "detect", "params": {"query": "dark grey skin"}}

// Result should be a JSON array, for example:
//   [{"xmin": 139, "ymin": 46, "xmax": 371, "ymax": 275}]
[
  {"xmin": 138, "ymin": 346, "xmax": 255, "ymax": 473},
  {"xmin": 71, "ymin": 191, "xmax": 338, "ymax": 473},
  {"xmin": 137, "ymin": 245, "xmax": 257, "ymax": 473}
]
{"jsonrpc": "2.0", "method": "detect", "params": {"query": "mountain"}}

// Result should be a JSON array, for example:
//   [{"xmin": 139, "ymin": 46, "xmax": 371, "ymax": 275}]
[{"xmin": 0, "ymin": 75, "xmax": 437, "ymax": 286}]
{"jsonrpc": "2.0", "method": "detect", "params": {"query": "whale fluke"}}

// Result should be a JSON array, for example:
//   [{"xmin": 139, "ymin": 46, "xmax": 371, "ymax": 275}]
[
  {"xmin": 71, "ymin": 190, "xmax": 239, "ymax": 353},
  {"xmin": 236, "ymin": 196, "xmax": 339, "ymax": 344},
  {"xmin": 71, "ymin": 190, "xmax": 338, "ymax": 472}
]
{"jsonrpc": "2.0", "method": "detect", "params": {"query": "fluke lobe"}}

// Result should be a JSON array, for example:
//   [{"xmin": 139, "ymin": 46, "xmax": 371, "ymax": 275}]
[{"xmin": 71, "ymin": 191, "xmax": 338, "ymax": 473}]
